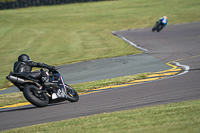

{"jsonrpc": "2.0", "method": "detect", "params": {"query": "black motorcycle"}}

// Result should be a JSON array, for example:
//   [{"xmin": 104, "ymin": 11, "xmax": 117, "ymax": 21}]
[
  {"xmin": 152, "ymin": 21, "xmax": 164, "ymax": 32},
  {"xmin": 6, "ymin": 68, "xmax": 79, "ymax": 107}
]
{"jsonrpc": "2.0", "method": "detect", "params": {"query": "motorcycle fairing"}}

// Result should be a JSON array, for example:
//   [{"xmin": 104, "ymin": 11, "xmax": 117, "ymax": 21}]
[{"xmin": 50, "ymin": 72, "xmax": 68, "ymax": 99}]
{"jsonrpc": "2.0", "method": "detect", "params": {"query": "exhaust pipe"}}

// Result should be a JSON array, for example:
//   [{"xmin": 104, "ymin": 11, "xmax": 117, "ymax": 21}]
[{"xmin": 6, "ymin": 75, "xmax": 24, "ymax": 84}]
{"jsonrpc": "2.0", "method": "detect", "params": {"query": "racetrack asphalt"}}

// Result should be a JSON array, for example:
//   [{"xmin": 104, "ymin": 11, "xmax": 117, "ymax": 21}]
[{"xmin": 0, "ymin": 22, "xmax": 200, "ymax": 131}]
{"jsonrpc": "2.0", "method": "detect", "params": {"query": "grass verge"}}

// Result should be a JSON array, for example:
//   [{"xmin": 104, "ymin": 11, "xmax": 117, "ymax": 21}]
[
  {"xmin": 1, "ymin": 0, "xmax": 200, "ymax": 88},
  {"xmin": 2, "ymin": 99, "xmax": 200, "ymax": 133},
  {"xmin": 0, "ymin": 72, "xmax": 150, "ymax": 107}
]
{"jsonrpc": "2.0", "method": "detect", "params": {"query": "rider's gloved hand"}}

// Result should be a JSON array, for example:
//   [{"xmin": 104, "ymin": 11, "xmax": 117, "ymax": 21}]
[{"xmin": 49, "ymin": 66, "xmax": 56, "ymax": 71}]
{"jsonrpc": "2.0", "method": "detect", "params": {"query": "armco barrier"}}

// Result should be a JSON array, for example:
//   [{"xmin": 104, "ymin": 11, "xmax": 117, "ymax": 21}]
[{"xmin": 0, "ymin": 0, "xmax": 108, "ymax": 10}]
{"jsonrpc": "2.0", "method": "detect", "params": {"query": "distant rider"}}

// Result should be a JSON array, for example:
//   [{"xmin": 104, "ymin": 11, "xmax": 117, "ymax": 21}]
[
  {"xmin": 13, "ymin": 54, "xmax": 57, "ymax": 87},
  {"xmin": 158, "ymin": 16, "xmax": 168, "ymax": 29}
]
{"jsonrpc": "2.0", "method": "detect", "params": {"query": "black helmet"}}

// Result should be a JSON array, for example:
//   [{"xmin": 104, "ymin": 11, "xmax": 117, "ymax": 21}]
[{"xmin": 18, "ymin": 54, "xmax": 31, "ymax": 61}]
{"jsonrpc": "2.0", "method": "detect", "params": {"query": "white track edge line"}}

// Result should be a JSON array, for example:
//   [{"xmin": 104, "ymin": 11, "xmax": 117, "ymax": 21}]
[{"xmin": 112, "ymin": 31, "xmax": 148, "ymax": 52}]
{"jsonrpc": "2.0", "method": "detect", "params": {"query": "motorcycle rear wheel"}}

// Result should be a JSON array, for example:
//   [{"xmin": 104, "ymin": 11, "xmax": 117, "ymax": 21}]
[
  {"xmin": 152, "ymin": 25, "xmax": 157, "ymax": 31},
  {"xmin": 152, "ymin": 22, "xmax": 159, "ymax": 32},
  {"xmin": 65, "ymin": 84, "xmax": 79, "ymax": 102},
  {"xmin": 23, "ymin": 85, "xmax": 49, "ymax": 107}
]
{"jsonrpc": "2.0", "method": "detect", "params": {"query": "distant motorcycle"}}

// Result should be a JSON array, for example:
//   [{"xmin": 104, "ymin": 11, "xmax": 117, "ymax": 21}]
[
  {"xmin": 6, "ymin": 68, "xmax": 79, "ymax": 107},
  {"xmin": 152, "ymin": 21, "xmax": 164, "ymax": 32}
]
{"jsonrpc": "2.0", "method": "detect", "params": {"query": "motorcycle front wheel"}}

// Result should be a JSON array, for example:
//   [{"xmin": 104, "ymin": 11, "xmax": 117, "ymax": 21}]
[
  {"xmin": 65, "ymin": 84, "xmax": 79, "ymax": 102},
  {"xmin": 23, "ymin": 85, "xmax": 49, "ymax": 107}
]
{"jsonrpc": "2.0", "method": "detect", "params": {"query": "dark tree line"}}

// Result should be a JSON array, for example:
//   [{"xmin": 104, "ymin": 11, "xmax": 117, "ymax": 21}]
[{"xmin": 0, "ymin": 0, "xmax": 107, "ymax": 10}]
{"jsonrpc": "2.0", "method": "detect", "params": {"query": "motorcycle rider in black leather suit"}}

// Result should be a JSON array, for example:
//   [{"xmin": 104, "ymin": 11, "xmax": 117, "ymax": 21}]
[{"xmin": 13, "ymin": 54, "xmax": 57, "ymax": 88}]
